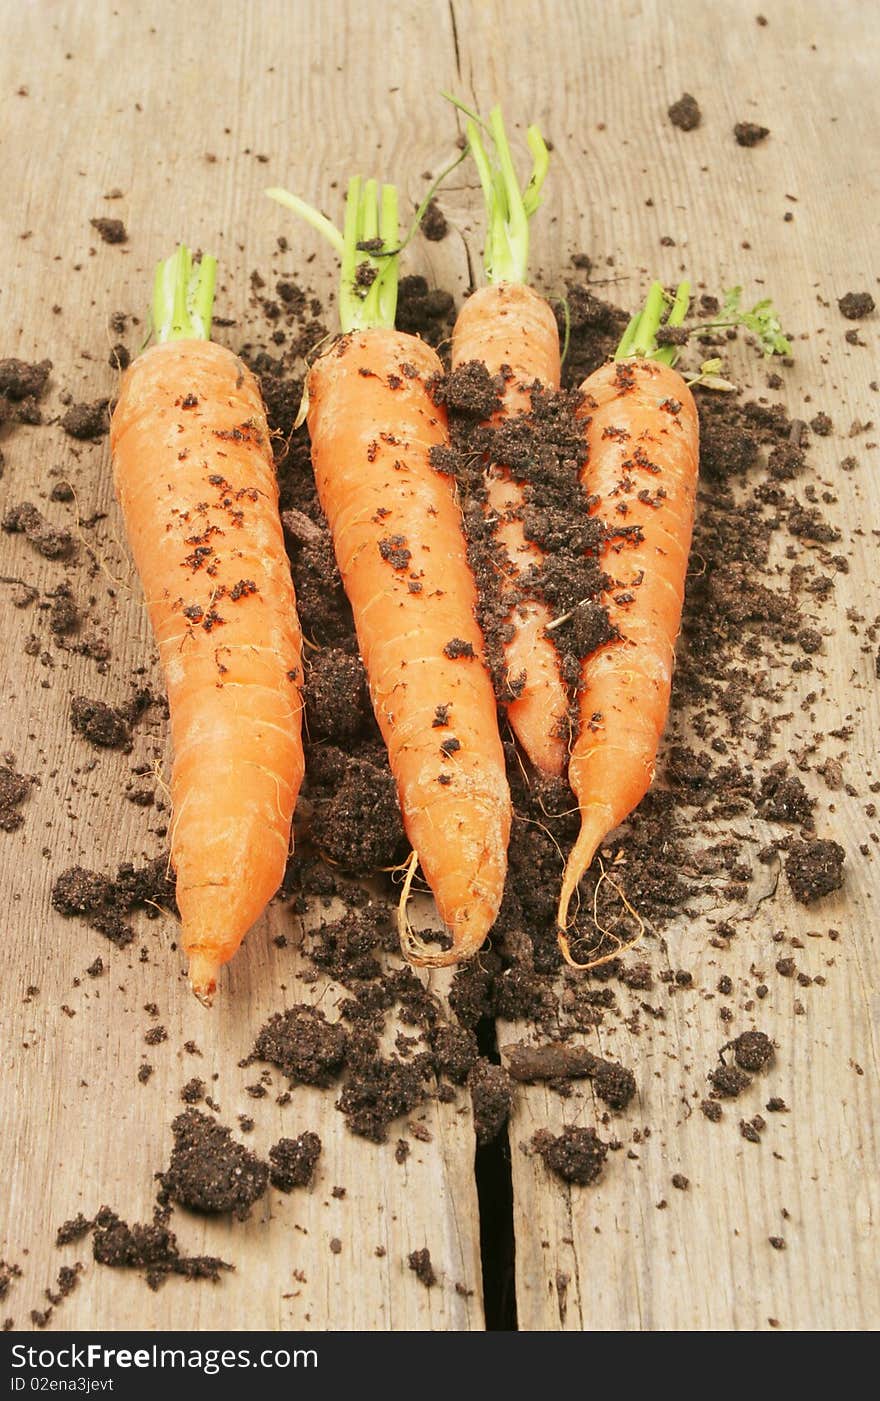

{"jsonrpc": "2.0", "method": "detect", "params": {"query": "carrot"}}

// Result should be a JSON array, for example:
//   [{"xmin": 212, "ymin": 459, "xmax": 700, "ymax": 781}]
[
  {"xmin": 558, "ymin": 281, "xmax": 698, "ymax": 951},
  {"xmin": 110, "ymin": 247, "xmax": 305, "ymax": 1002},
  {"xmin": 450, "ymin": 104, "xmax": 569, "ymax": 777},
  {"xmin": 267, "ymin": 178, "xmax": 511, "ymax": 964}
]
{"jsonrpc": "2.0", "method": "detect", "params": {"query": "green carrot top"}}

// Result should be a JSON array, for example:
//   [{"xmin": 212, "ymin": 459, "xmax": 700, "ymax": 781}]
[
  {"xmin": 615, "ymin": 280, "xmax": 691, "ymax": 366},
  {"xmin": 152, "ymin": 245, "xmax": 217, "ymax": 343},
  {"xmin": 267, "ymin": 178, "xmax": 400, "ymax": 334},
  {"xmin": 450, "ymin": 98, "xmax": 549, "ymax": 287}
]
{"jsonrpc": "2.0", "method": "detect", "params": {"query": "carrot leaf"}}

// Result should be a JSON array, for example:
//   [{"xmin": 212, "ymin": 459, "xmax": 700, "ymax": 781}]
[
  {"xmin": 452, "ymin": 99, "xmax": 549, "ymax": 286},
  {"xmin": 152, "ymin": 246, "xmax": 217, "ymax": 343},
  {"xmin": 711, "ymin": 286, "xmax": 792, "ymax": 357},
  {"xmin": 267, "ymin": 180, "xmax": 400, "ymax": 334}
]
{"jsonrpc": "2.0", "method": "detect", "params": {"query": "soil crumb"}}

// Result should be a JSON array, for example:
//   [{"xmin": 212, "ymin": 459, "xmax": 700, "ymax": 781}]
[
  {"xmin": 3, "ymin": 501, "xmax": 74, "ymax": 559},
  {"xmin": 52, "ymin": 856, "xmax": 175, "ymax": 949},
  {"xmin": 70, "ymin": 695, "xmax": 132, "ymax": 749},
  {"xmin": 268, "ymin": 1133, "xmax": 322, "ymax": 1191},
  {"xmin": 668, "ymin": 93, "xmax": 701, "ymax": 130},
  {"xmin": 90, "ymin": 1208, "xmax": 232, "ymax": 1291},
  {"xmin": 0, "ymin": 764, "xmax": 34, "ymax": 831},
  {"xmin": 838, "ymin": 291, "xmax": 875, "ymax": 320},
  {"xmin": 420, "ymin": 200, "xmax": 448, "ymax": 242},
  {"xmin": 734, "ymin": 121, "xmax": 770, "ymax": 146},
  {"xmin": 784, "ymin": 838, "xmax": 845, "ymax": 903},
  {"xmin": 157, "ymin": 1110, "xmax": 269, "ymax": 1220},
  {"xmin": 730, "ymin": 1030, "xmax": 774, "ymax": 1071},
  {"xmin": 469, "ymin": 1058, "xmax": 512, "ymax": 1145},
  {"xmin": 532, "ymin": 1127, "xmax": 609, "ymax": 1185},
  {"xmin": 61, "ymin": 399, "xmax": 109, "ymax": 439},
  {"xmin": 250, "ymin": 1005, "xmax": 348, "ymax": 1087},
  {"xmin": 407, "ymin": 1247, "xmax": 436, "ymax": 1287},
  {"xmin": 90, "ymin": 217, "xmax": 127, "ymax": 245}
]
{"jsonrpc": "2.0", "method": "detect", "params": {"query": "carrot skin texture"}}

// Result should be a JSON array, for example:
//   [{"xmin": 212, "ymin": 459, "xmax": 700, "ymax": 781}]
[
  {"xmin": 307, "ymin": 329, "xmax": 511, "ymax": 962},
  {"xmin": 111, "ymin": 340, "xmax": 305, "ymax": 997},
  {"xmin": 559, "ymin": 358, "xmax": 699, "ymax": 925},
  {"xmin": 452, "ymin": 283, "xmax": 568, "ymax": 777}
]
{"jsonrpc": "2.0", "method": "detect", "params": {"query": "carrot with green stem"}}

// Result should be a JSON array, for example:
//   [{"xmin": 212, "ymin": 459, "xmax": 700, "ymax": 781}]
[
  {"xmin": 558, "ymin": 280, "xmax": 698, "ymax": 955},
  {"xmin": 450, "ymin": 101, "xmax": 570, "ymax": 777},
  {"xmin": 110, "ymin": 246, "xmax": 305, "ymax": 1002},
  {"xmin": 267, "ymin": 177, "xmax": 511, "ymax": 965}
]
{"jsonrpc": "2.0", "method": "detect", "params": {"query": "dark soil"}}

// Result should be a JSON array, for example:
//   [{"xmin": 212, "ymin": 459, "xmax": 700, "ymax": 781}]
[
  {"xmin": 784, "ymin": 838, "xmax": 845, "ymax": 902},
  {"xmin": 668, "ymin": 93, "xmax": 701, "ymax": 130},
  {"xmin": 157, "ymin": 1110, "xmax": 269, "ymax": 1220},
  {"xmin": 90, "ymin": 218, "xmax": 127, "ymax": 245},
  {"xmin": 2, "ymin": 502, "xmax": 74, "ymax": 559},
  {"xmin": 838, "ymin": 292, "xmax": 875, "ymax": 320},
  {"xmin": 469, "ymin": 1058, "xmax": 512, "ymax": 1146},
  {"xmin": 249, "ymin": 1005, "xmax": 348, "ymax": 1087},
  {"xmin": 729, "ymin": 1030, "xmax": 774, "ymax": 1072},
  {"xmin": 268, "ymin": 1133, "xmax": 322, "ymax": 1191},
  {"xmin": 90, "ymin": 1208, "xmax": 232, "ymax": 1290},
  {"xmin": 61, "ymin": 399, "xmax": 109, "ymax": 439},
  {"xmin": 52, "ymin": 856, "xmax": 176, "ymax": 948},
  {"xmin": 0, "ymin": 764, "xmax": 34, "ymax": 831},
  {"xmin": 407, "ymin": 1247, "xmax": 436, "ymax": 1287},
  {"xmin": 734, "ymin": 122, "xmax": 770, "ymax": 146},
  {"xmin": 420, "ymin": 200, "xmax": 449, "ymax": 242},
  {"xmin": 532, "ymin": 1127, "xmax": 609, "ymax": 1185},
  {"xmin": 69, "ymin": 695, "xmax": 132, "ymax": 749}
]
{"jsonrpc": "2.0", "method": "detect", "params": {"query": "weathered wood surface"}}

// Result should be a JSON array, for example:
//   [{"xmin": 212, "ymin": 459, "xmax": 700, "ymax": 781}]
[{"xmin": 0, "ymin": 0, "xmax": 877, "ymax": 1333}]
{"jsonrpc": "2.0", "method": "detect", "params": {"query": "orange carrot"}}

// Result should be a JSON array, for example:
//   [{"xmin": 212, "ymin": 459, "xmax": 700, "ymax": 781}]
[
  {"xmin": 268, "ymin": 178, "xmax": 511, "ymax": 963},
  {"xmin": 558, "ymin": 282, "xmax": 698, "ymax": 946},
  {"xmin": 451, "ymin": 105, "xmax": 568, "ymax": 776},
  {"xmin": 110, "ymin": 247, "xmax": 304, "ymax": 1001}
]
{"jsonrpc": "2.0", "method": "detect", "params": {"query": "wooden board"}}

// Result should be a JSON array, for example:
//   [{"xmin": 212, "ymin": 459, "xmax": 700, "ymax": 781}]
[{"xmin": 1, "ymin": 0, "xmax": 877, "ymax": 1333}]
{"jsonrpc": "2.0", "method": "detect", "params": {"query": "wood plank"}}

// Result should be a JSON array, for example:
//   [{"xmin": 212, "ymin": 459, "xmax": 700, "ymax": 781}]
[
  {"xmin": 0, "ymin": 0, "xmax": 483, "ymax": 1332},
  {"xmin": 448, "ymin": 0, "xmax": 879, "ymax": 1331}
]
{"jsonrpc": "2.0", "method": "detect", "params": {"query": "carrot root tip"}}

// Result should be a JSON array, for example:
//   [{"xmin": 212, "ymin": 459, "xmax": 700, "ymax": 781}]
[{"xmin": 187, "ymin": 950, "xmax": 220, "ymax": 1006}]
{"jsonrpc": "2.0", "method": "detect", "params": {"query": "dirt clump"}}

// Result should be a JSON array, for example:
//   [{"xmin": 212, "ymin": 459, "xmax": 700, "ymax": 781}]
[
  {"xmin": 838, "ymin": 292, "xmax": 875, "ymax": 320},
  {"xmin": 52, "ymin": 857, "xmax": 175, "ymax": 949},
  {"xmin": 250, "ymin": 1005, "xmax": 348, "ymax": 1087},
  {"xmin": 407, "ymin": 1247, "xmax": 436, "ymax": 1287},
  {"xmin": 784, "ymin": 838, "xmax": 845, "ymax": 903},
  {"xmin": 157, "ymin": 1110, "xmax": 269, "ymax": 1220},
  {"xmin": 532, "ymin": 1127, "xmax": 609, "ymax": 1185},
  {"xmin": 90, "ymin": 1208, "xmax": 232, "ymax": 1290},
  {"xmin": 3, "ymin": 501, "xmax": 74, "ymax": 559},
  {"xmin": 469, "ymin": 1058, "xmax": 513, "ymax": 1145},
  {"xmin": 61, "ymin": 399, "xmax": 108, "ymax": 439},
  {"xmin": 268, "ymin": 1133, "xmax": 322, "ymax": 1191},
  {"xmin": 734, "ymin": 122, "xmax": 770, "ymax": 146},
  {"xmin": 668, "ymin": 93, "xmax": 701, "ymax": 130},
  {"xmin": 90, "ymin": 217, "xmax": 127, "ymax": 244},
  {"xmin": 0, "ymin": 765, "xmax": 34, "ymax": 831}
]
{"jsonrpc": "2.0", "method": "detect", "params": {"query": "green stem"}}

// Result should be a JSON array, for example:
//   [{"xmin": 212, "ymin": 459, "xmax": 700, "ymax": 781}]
[
  {"xmin": 455, "ymin": 99, "xmax": 550, "ymax": 286},
  {"xmin": 267, "ymin": 179, "xmax": 401, "ymax": 334},
  {"xmin": 614, "ymin": 280, "xmax": 691, "ymax": 366},
  {"xmin": 151, "ymin": 245, "xmax": 217, "ymax": 343}
]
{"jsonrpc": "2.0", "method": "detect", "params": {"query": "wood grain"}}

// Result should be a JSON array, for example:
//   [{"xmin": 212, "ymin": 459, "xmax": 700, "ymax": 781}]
[{"xmin": 1, "ymin": 0, "xmax": 877, "ymax": 1333}]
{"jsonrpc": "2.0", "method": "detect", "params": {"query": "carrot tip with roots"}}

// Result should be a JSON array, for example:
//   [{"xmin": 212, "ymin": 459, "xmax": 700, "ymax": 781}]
[{"xmin": 188, "ymin": 949, "xmax": 221, "ymax": 1006}]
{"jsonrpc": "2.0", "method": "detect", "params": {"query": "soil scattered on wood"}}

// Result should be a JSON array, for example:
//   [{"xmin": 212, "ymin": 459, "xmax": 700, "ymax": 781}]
[
  {"xmin": 734, "ymin": 121, "xmax": 770, "ymax": 146},
  {"xmin": 407, "ymin": 1247, "xmax": 436, "ymax": 1287},
  {"xmin": 838, "ymin": 291, "xmax": 875, "ymax": 320},
  {"xmin": 90, "ymin": 217, "xmax": 127, "ymax": 245},
  {"xmin": 784, "ymin": 838, "xmax": 846, "ymax": 903},
  {"xmin": 668, "ymin": 93, "xmax": 701, "ymax": 130},
  {"xmin": 268, "ymin": 1133, "xmax": 322, "ymax": 1191},
  {"xmin": 157, "ymin": 1110, "xmax": 269, "ymax": 1220},
  {"xmin": 532, "ymin": 1127, "xmax": 609, "ymax": 1185}
]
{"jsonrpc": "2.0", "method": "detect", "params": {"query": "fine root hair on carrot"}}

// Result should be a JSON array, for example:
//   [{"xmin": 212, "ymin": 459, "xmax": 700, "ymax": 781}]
[{"xmin": 557, "ymin": 858, "xmax": 645, "ymax": 970}]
